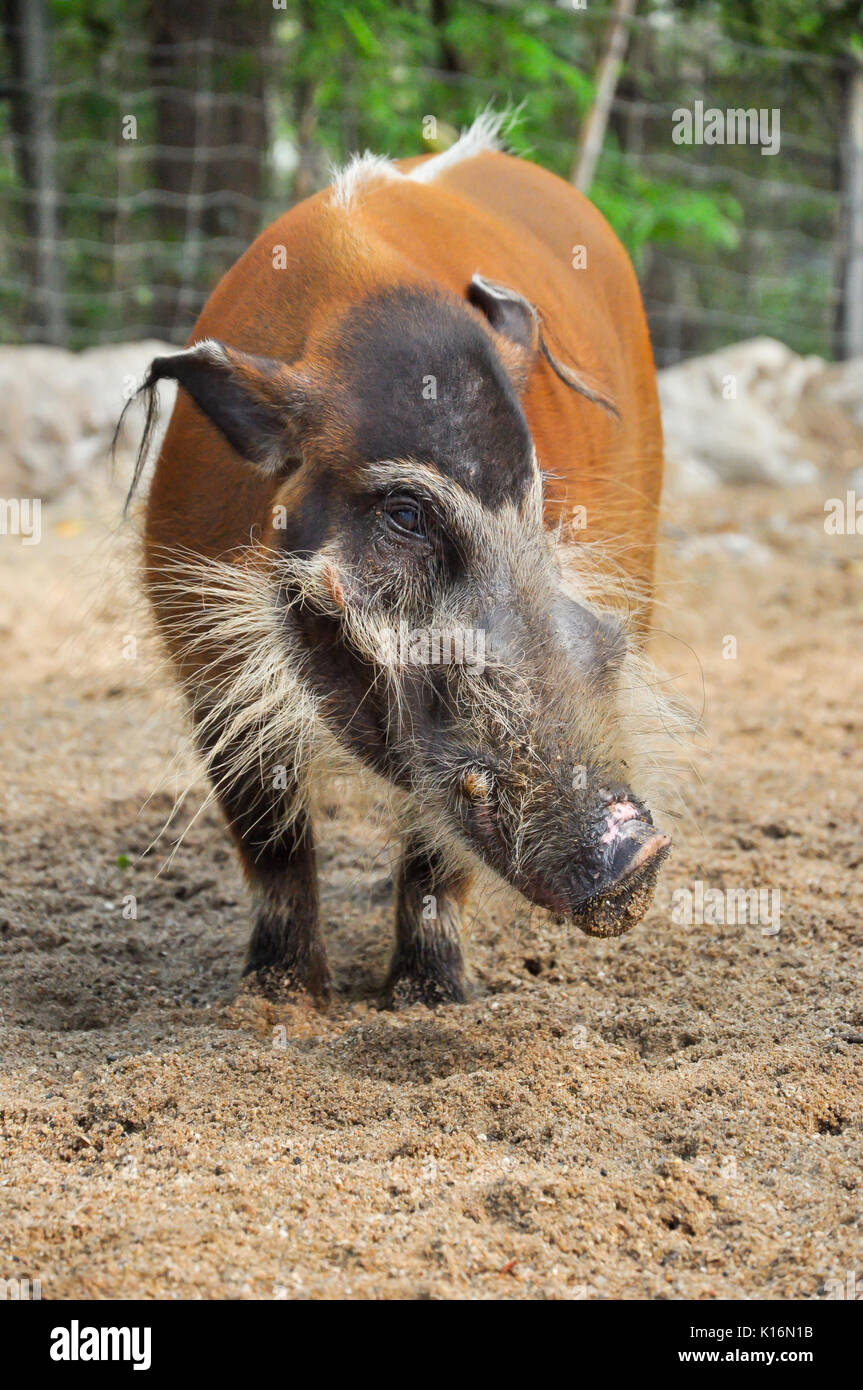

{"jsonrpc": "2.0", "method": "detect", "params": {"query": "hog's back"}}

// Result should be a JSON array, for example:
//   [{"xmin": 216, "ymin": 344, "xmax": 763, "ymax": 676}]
[{"xmin": 145, "ymin": 151, "xmax": 662, "ymax": 601}]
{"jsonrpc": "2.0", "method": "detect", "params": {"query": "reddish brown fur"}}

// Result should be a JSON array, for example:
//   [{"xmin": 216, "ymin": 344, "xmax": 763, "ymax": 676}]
[
  {"xmin": 146, "ymin": 150, "xmax": 662, "ymax": 586},
  {"xmin": 141, "ymin": 146, "xmax": 666, "ymax": 1003}
]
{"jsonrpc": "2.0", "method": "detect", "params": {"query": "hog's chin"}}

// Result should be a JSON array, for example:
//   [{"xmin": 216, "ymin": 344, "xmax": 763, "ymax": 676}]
[
  {"xmin": 456, "ymin": 784, "xmax": 671, "ymax": 939},
  {"xmin": 513, "ymin": 818, "xmax": 672, "ymax": 939},
  {"xmin": 568, "ymin": 845, "xmax": 669, "ymax": 938}
]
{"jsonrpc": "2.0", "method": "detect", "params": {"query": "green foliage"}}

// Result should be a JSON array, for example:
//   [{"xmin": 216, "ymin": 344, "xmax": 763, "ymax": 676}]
[
  {"xmin": 0, "ymin": 0, "xmax": 849, "ymax": 359},
  {"xmin": 277, "ymin": 0, "xmax": 739, "ymax": 268},
  {"xmin": 593, "ymin": 175, "xmax": 742, "ymax": 269},
  {"xmin": 707, "ymin": 0, "xmax": 863, "ymax": 55}
]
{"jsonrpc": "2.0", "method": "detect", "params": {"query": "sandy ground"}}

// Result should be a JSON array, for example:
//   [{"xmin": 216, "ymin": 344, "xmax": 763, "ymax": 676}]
[{"xmin": 1, "ymin": 470, "xmax": 861, "ymax": 1301}]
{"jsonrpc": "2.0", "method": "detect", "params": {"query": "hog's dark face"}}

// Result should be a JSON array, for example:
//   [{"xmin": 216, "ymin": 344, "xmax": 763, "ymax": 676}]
[
  {"xmin": 268, "ymin": 285, "xmax": 671, "ymax": 936},
  {"xmin": 139, "ymin": 281, "xmax": 671, "ymax": 936},
  {"xmin": 280, "ymin": 452, "xmax": 670, "ymax": 938}
]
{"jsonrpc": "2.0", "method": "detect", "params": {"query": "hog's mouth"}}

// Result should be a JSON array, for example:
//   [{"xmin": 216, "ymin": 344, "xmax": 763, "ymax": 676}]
[
  {"xmin": 520, "ymin": 816, "xmax": 671, "ymax": 938},
  {"xmin": 462, "ymin": 785, "xmax": 671, "ymax": 939}
]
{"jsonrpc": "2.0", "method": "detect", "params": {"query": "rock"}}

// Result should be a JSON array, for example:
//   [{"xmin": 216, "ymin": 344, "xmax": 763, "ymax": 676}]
[
  {"xmin": 814, "ymin": 355, "xmax": 863, "ymax": 428},
  {"xmin": 0, "ymin": 341, "xmax": 176, "ymax": 501},
  {"xmin": 659, "ymin": 337, "xmax": 824, "ymax": 493},
  {"xmin": 676, "ymin": 532, "xmax": 774, "ymax": 567},
  {"xmin": 2, "ymin": 334, "xmax": 861, "ymax": 507}
]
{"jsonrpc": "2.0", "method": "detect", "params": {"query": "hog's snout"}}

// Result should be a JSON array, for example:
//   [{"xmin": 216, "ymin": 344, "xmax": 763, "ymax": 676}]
[
  {"xmin": 568, "ymin": 792, "xmax": 671, "ymax": 938},
  {"xmin": 458, "ymin": 771, "xmax": 671, "ymax": 939},
  {"xmin": 598, "ymin": 814, "xmax": 671, "ymax": 888}
]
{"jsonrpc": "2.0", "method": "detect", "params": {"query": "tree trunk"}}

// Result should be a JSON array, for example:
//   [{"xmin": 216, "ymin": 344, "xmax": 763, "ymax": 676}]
[
  {"xmin": 571, "ymin": 0, "xmax": 637, "ymax": 196},
  {"xmin": 292, "ymin": 0, "xmax": 321, "ymax": 203},
  {"xmin": 431, "ymin": 0, "xmax": 461, "ymax": 77},
  {"xmin": 146, "ymin": 0, "xmax": 272, "ymax": 339}
]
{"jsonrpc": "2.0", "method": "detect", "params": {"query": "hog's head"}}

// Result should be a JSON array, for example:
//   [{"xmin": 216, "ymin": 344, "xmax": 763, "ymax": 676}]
[{"xmin": 137, "ymin": 276, "xmax": 671, "ymax": 937}]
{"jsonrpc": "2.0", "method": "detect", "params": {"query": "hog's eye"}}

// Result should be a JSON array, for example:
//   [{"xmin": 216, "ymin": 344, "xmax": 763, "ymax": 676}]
[{"xmin": 385, "ymin": 495, "xmax": 426, "ymax": 540}]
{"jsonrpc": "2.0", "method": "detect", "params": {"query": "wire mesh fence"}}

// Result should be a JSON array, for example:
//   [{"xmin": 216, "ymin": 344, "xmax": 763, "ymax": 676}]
[{"xmin": 0, "ymin": 2, "xmax": 857, "ymax": 366}]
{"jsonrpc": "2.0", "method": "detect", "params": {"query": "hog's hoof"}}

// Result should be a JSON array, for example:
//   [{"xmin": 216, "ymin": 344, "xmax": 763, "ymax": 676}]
[
  {"xmin": 241, "ymin": 960, "xmax": 332, "ymax": 1006},
  {"xmin": 381, "ymin": 967, "xmax": 469, "ymax": 1010}
]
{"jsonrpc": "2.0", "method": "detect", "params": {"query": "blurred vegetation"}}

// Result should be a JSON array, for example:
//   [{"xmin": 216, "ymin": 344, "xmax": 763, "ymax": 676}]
[{"xmin": 1, "ymin": 0, "xmax": 861, "ymax": 361}]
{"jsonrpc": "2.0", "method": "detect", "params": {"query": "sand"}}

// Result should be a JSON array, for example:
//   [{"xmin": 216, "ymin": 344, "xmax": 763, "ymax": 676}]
[{"xmin": 1, "ymin": 475, "xmax": 861, "ymax": 1300}]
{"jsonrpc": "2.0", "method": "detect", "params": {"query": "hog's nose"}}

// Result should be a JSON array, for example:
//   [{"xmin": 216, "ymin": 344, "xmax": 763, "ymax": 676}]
[
  {"xmin": 599, "ymin": 816, "xmax": 671, "ymax": 890},
  {"xmin": 582, "ymin": 792, "xmax": 671, "ymax": 904},
  {"xmin": 571, "ymin": 809, "xmax": 671, "ymax": 938}
]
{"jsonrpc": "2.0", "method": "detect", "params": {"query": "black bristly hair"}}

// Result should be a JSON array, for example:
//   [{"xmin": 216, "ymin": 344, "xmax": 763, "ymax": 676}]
[{"xmin": 112, "ymin": 364, "xmax": 164, "ymax": 516}]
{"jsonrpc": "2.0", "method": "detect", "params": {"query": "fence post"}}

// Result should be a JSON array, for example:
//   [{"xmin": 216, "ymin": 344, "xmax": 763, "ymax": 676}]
[
  {"xmin": 4, "ymin": 0, "xmax": 66, "ymax": 344},
  {"xmin": 841, "ymin": 56, "xmax": 863, "ymax": 360}
]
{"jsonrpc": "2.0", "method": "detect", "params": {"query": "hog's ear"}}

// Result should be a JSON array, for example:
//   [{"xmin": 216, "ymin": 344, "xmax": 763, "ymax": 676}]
[
  {"xmin": 468, "ymin": 272, "xmax": 620, "ymax": 419},
  {"xmin": 145, "ymin": 339, "xmax": 318, "ymax": 475},
  {"xmin": 467, "ymin": 274, "xmax": 539, "ymax": 395}
]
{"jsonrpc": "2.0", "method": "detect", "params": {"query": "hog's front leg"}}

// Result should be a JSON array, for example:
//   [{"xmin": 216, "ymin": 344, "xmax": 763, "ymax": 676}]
[
  {"xmin": 199, "ymin": 723, "xmax": 329, "ymax": 998},
  {"xmin": 239, "ymin": 808, "xmax": 330, "ymax": 999},
  {"xmin": 382, "ymin": 835, "xmax": 471, "ymax": 1007},
  {"xmin": 207, "ymin": 760, "xmax": 329, "ymax": 1002}
]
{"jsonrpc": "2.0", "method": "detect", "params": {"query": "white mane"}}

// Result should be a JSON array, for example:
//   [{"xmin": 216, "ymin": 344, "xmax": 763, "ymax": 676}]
[{"xmin": 328, "ymin": 110, "xmax": 511, "ymax": 212}]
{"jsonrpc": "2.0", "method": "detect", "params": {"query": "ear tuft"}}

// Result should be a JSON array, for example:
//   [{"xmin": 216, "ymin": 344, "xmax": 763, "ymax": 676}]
[
  {"xmin": 147, "ymin": 338, "xmax": 228, "ymax": 387},
  {"xmin": 468, "ymin": 274, "xmax": 539, "ymax": 396}
]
